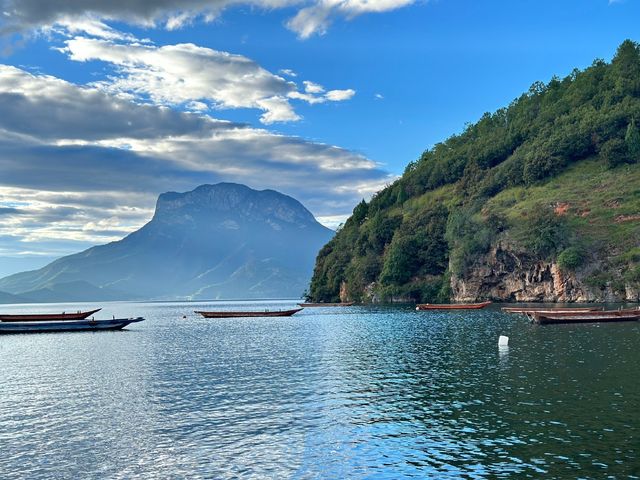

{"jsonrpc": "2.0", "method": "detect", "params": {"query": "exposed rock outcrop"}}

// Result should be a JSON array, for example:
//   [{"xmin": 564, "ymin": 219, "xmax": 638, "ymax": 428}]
[{"xmin": 451, "ymin": 243, "xmax": 638, "ymax": 302}]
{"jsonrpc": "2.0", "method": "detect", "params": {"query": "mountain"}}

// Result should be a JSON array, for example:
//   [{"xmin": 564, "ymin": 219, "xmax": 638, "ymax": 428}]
[
  {"xmin": 0, "ymin": 290, "xmax": 28, "ymax": 304},
  {"xmin": 0, "ymin": 183, "xmax": 334, "ymax": 301},
  {"xmin": 18, "ymin": 281, "xmax": 134, "ymax": 303},
  {"xmin": 308, "ymin": 40, "xmax": 640, "ymax": 304}
]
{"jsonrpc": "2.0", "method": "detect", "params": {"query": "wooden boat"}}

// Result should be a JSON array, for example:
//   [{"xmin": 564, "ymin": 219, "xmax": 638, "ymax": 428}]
[
  {"xmin": 194, "ymin": 308, "xmax": 303, "ymax": 318},
  {"xmin": 522, "ymin": 307, "xmax": 638, "ymax": 317},
  {"xmin": 530, "ymin": 310, "xmax": 640, "ymax": 325},
  {"xmin": 298, "ymin": 302, "xmax": 355, "ymax": 307},
  {"xmin": 501, "ymin": 306, "xmax": 600, "ymax": 314},
  {"xmin": 0, "ymin": 317, "xmax": 144, "ymax": 334},
  {"xmin": 416, "ymin": 301, "xmax": 492, "ymax": 311},
  {"xmin": 0, "ymin": 308, "xmax": 102, "ymax": 322}
]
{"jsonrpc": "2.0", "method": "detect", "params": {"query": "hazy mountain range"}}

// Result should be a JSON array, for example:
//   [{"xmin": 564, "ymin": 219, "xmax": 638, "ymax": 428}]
[{"xmin": 0, "ymin": 183, "xmax": 334, "ymax": 303}]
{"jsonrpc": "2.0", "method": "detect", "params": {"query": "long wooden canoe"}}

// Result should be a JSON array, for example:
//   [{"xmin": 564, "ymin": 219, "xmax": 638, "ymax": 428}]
[
  {"xmin": 298, "ymin": 302, "xmax": 355, "ymax": 307},
  {"xmin": 0, "ymin": 317, "xmax": 144, "ymax": 334},
  {"xmin": 530, "ymin": 310, "xmax": 640, "ymax": 325},
  {"xmin": 416, "ymin": 301, "xmax": 492, "ymax": 311},
  {"xmin": 501, "ymin": 306, "xmax": 600, "ymax": 314},
  {"xmin": 0, "ymin": 308, "xmax": 102, "ymax": 322},
  {"xmin": 522, "ymin": 307, "xmax": 639, "ymax": 317},
  {"xmin": 194, "ymin": 308, "xmax": 303, "ymax": 318}
]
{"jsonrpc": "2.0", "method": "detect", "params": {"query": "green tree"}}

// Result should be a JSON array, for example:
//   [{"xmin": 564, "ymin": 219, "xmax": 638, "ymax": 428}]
[
  {"xmin": 380, "ymin": 236, "xmax": 417, "ymax": 286},
  {"xmin": 557, "ymin": 246, "xmax": 585, "ymax": 271},
  {"xmin": 625, "ymin": 119, "xmax": 640, "ymax": 162},
  {"xmin": 601, "ymin": 137, "xmax": 629, "ymax": 168},
  {"xmin": 611, "ymin": 40, "xmax": 640, "ymax": 97},
  {"xmin": 351, "ymin": 199, "xmax": 369, "ymax": 224}
]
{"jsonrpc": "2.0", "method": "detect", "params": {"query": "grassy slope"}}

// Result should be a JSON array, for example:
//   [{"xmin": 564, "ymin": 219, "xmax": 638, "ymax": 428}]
[
  {"xmin": 308, "ymin": 40, "xmax": 640, "ymax": 302},
  {"xmin": 486, "ymin": 158, "xmax": 640, "ymax": 258}
]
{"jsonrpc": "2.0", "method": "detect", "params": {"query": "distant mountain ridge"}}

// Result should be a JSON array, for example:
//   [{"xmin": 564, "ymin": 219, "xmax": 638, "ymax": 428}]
[
  {"xmin": 0, "ymin": 290, "xmax": 28, "ymax": 304},
  {"xmin": 0, "ymin": 183, "xmax": 334, "ymax": 301}
]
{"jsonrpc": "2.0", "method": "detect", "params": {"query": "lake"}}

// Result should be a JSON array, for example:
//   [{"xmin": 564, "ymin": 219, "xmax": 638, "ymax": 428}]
[{"xmin": 1, "ymin": 301, "xmax": 639, "ymax": 479}]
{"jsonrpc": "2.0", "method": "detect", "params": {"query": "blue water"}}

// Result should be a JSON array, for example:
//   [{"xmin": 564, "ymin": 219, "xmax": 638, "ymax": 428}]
[{"xmin": 1, "ymin": 301, "xmax": 639, "ymax": 479}]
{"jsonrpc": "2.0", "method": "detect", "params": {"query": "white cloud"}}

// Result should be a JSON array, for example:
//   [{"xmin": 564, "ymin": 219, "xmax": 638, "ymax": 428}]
[
  {"xmin": 0, "ymin": 0, "xmax": 418, "ymax": 39},
  {"xmin": 0, "ymin": 64, "xmax": 226, "ymax": 140},
  {"xmin": 325, "ymin": 88, "xmax": 355, "ymax": 101},
  {"xmin": 287, "ymin": 0, "xmax": 417, "ymax": 38},
  {"xmin": 0, "ymin": 64, "xmax": 391, "ymax": 255},
  {"xmin": 62, "ymin": 38, "xmax": 297, "ymax": 121},
  {"xmin": 304, "ymin": 80, "xmax": 324, "ymax": 94},
  {"xmin": 279, "ymin": 68, "xmax": 297, "ymax": 77},
  {"xmin": 315, "ymin": 214, "xmax": 349, "ymax": 229},
  {"xmin": 255, "ymin": 96, "xmax": 301, "ymax": 123},
  {"xmin": 47, "ymin": 17, "xmax": 139, "ymax": 41},
  {"xmin": 0, "ymin": 186, "xmax": 154, "ymax": 250},
  {"xmin": 59, "ymin": 35, "xmax": 354, "ymax": 123}
]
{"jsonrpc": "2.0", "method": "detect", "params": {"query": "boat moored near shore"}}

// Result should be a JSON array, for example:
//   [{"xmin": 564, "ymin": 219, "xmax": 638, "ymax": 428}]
[
  {"xmin": 298, "ymin": 302, "xmax": 355, "ymax": 307},
  {"xmin": 0, "ymin": 317, "xmax": 144, "ymax": 334},
  {"xmin": 416, "ymin": 301, "xmax": 492, "ymax": 311},
  {"xmin": 501, "ymin": 306, "xmax": 601, "ymax": 314},
  {"xmin": 0, "ymin": 308, "xmax": 102, "ymax": 322},
  {"xmin": 195, "ymin": 308, "xmax": 303, "ymax": 318},
  {"xmin": 529, "ymin": 308, "xmax": 640, "ymax": 325}
]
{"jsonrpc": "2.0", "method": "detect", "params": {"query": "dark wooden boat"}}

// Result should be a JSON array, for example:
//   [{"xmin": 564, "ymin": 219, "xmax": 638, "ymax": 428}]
[
  {"xmin": 530, "ymin": 309, "xmax": 640, "ymax": 325},
  {"xmin": 194, "ymin": 308, "xmax": 303, "ymax": 318},
  {"xmin": 0, "ymin": 317, "xmax": 144, "ymax": 334},
  {"xmin": 523, "ymin": 307, "xmax": 638, "ymax": 317},
  {"xmin": 0, "ymin": 308, "xmax": 102, "ymax": 322},
  {"xmin": 416, "ymin": 301, "xmax": 492, "ymax": 311},
  {"xmin": 502, "ymin": 306, "xmax": 600, "ymax": 314},
  {"xmin": 297, "ymin": 302, "xmax": 355, "ymax": 307}
]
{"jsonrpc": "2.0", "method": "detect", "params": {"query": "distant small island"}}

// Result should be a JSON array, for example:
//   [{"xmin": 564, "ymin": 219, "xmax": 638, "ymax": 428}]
[{"xmin": 308, "ymin": 40, "xmax": 640, "ymax": 304}]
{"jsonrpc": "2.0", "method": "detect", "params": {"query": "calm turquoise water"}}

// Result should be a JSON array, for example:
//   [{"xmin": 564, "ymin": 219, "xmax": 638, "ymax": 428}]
[{"xmin": 1, "ymin": 301, "xmax": 639, "ymax": 479}]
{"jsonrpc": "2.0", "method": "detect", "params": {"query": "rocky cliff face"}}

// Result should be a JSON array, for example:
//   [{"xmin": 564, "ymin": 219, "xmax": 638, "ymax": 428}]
[
  {"xmin": 153, "ymin": 183, "xmax": 318, "ymax": 228},
  {"xmin": 451, "ymin": 243, "xmax": 640, "ymax": 303}
]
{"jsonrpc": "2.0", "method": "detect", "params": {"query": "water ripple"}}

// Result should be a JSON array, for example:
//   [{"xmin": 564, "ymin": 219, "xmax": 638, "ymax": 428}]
[{"xmin": 0, "ymin": 302, "xmax": 639, "ymax": 478}]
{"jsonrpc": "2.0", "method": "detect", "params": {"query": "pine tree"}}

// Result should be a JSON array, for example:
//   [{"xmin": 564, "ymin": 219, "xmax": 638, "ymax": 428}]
[{"xmin": 625, "ymin": 119, "xmax": 640, "ymax": 163}]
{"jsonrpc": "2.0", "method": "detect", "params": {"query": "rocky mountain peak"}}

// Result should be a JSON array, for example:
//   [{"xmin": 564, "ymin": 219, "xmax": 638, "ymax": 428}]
[{"xmin": 153, "ymin": 183, "xmax": 318, "ymax": 227}]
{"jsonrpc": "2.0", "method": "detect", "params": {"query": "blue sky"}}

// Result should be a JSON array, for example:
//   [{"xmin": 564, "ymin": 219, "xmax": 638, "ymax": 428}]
[{"xmin": 0, "ymin": 0, "xmax": 638, "ymax": 277}]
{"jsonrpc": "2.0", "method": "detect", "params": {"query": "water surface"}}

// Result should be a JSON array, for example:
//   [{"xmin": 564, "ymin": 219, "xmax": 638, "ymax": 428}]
[{"xmin": 1, "ymin": 301, "xmax": 639, "ymax": 479}]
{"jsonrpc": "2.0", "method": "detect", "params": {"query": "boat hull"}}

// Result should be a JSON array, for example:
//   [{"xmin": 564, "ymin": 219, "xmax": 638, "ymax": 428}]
[
  {"xmin": 531, "ymin": 311, "xmax": 640, "ymax": 325},
  {"xmin": 194, "ymin": 308, "xmax": 303, "ymax": 318},
  {"xmin": 298, "ymin": 302, "xmax": 355, "ymax": 307},
  {"xmin": 0, "ymin": 308, "xmax": 102, "ymax": 322},
  {"xmin": 0, "ymin": 317, "xmax": 144, "ymax": 334},
  {"xmin": 416, "ymin": 301, "xmax": 492, "ymax": 311},
  {"xmin": 502, "ymin": 307, "xmax": 600, "ymax": 314},
  {"xmin": 522, "ymin": 307, "xmax": 638, "ymax": 317}
]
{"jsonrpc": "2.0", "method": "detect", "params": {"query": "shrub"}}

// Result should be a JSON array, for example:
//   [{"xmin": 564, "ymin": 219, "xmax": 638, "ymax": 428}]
[
  {"xmin": 625, "ymin": 119, "xmax": 640, "ymax": 163},
  {"xmin": 445, "ymin": 208, "xmax": 494, "ymax": 276},
  {"xmin": 515, "ymin": 208, "xmax": 568, "ymax": 259},
  {"xmin": 585, "ymin": 271, "xmax": 613, "ymax": 290},
  {"xmin": 600, "ymin": 137, "xmax": 630, "ymax": 168},
  {"xmin": 557, "ymin": 246, "xmax": 585, "ymax": 271},
  {"xmin": 624, "ymin": 265, "xmax": 640, "ymax": 284}
]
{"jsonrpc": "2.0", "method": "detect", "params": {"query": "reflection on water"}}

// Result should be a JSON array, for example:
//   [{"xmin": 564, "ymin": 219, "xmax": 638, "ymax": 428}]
[{"xmin": 1, "ymin": 301, "xmax": 639, "ymax": 479}]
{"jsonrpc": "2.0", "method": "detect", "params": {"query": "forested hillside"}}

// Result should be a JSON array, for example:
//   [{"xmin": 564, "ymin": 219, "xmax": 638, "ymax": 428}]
[{"xmin": 309, "ymin": 40, "xmax": 640, "ymax": 303}]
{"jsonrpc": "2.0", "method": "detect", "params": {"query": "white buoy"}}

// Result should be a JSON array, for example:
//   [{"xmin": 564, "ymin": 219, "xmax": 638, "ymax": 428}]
[{"xmin": 498, "ymin": 335, "xmax": 509, "ymax": 347}]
